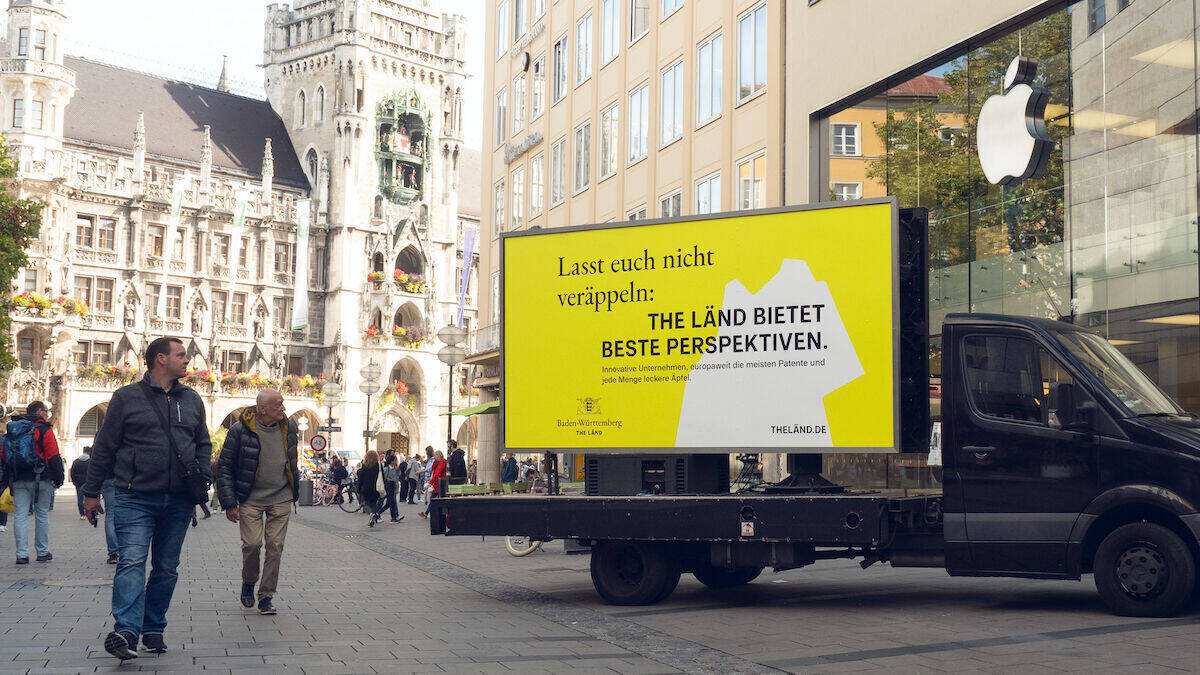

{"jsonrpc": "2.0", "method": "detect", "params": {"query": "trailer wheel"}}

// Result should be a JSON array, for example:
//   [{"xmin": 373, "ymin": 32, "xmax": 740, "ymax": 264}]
[
  {"xmin": 1094, "ymin": 522, "xmax": 1195, "ymax": 617},
  {"xmin": 692, "ymin": 564, "xmax": 763, "ymax": 589},
  {"xmin": 590, "ymin": 541, "xmax": 680, "ymax": 605}
]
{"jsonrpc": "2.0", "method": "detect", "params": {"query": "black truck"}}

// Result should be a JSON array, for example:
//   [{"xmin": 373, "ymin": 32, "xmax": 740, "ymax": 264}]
[{"xmin": 431, "ymin": 208, "xmax": 1200, "ymax": 617}]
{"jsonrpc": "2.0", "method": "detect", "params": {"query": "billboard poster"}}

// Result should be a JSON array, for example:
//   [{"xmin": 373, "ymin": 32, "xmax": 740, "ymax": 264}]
[{"xmin": 502, "ymin": 200, "xmax": 898, "ymax": 453}]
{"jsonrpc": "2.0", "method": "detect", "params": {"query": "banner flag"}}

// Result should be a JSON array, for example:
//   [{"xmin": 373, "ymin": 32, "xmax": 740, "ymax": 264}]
[
  {"xmin": 456, "ymin": 228, "xmax": 476, "ymax": 328},
  {"xmin": 224, "ymin": 190, "xmax": 250, "ymax": 323},
  {"xmin": 157, "ymin": 171, "xmax": 190, "ymax": 317},
  {"xmin": 291, "ymin": 199, "xmax": 311, "ymax": 330}
]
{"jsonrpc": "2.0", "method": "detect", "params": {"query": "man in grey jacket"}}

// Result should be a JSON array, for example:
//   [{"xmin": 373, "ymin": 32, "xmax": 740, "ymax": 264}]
[{"xmin": 82, "ymin": 337, "xmax": 212, "ymax": 662}]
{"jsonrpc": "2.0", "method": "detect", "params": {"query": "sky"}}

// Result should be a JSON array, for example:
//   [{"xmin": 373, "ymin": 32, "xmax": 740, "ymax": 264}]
[{"xmin": 57, "ymin": 0, "xmax": 485, "ymax": 149}]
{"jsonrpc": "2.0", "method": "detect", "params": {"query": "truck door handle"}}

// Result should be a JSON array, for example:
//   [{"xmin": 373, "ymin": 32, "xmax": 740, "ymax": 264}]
[{"xmin": 964, "ymin": 445, "xmax": 995, "ymax": 459}]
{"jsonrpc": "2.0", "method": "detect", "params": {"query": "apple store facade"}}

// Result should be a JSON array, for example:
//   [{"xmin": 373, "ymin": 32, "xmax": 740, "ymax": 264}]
[{"xmin": 818, "ymin": 0, "xmax": 1200, "ymax": 486}]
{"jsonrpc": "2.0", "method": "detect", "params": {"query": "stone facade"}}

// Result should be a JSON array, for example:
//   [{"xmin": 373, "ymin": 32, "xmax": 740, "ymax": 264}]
[{"xmin": 2, "ymin": 0, "xmax": 480, "ymax": 464}]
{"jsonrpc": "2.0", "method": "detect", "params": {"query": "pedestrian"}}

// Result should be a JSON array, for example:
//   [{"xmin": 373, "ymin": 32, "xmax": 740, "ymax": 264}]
[
  {"xmin": 209, "ymin": 452, "xmax": 221, "ymax": 511},
  {"xmin": 397, "ymin": 453, "xmax": 410, "ymax": 504},
  {"xmin": 418, "ymin": 450, "xmax": 447, "ymax": 520},
  {"xmin": 100, "ymin": 472, "xmax": 118, "ymax": 565},
  {"xmin": 377, "ymin": 454, "xmax": 403, "ymax": 523},
  {"xmin": 447, "ymin": 440, "xmax": 467, "ymax": 486},
  {"xmin": 357, "ymin": 450, "xmax": 382, "ymax": 526},
  {"xmin": 70, "ymin": 445, "xmax": 93, "ymax": 519},
  {"xmin": 217, "ymin": 389, "xmax": 299, "ymax": 617},
  {"xmin": 330, "ymin": 457, "xmax": 350, "ymax": 503},
  {"xmin": 501, "ymin": 453, "xmax": 518, "ymax": 483},
  {"xmin": 467, "ymin": 459, "xmax": 477, "ymax": 485},
  {"xmin": 405, "ymin": 454, "xmax": 422, "ymax": 504},
  {"xmin": 82, "ymin": 336, "xmax": 212, "ymax": 661},
  {"xmin": 0, "ymin": 401, "xmax": 64, "ymax": 564}
]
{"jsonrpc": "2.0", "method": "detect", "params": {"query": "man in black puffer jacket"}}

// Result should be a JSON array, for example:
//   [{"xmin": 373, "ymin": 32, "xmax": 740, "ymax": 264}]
[{"xmin": 217, "ymin": 389, "xmax": 298, "ymax": 616}]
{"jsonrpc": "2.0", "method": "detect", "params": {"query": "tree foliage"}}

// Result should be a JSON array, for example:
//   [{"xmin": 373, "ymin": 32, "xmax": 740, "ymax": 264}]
[{"xmin": 0, "ymin": 136, "xmax": 45, "ymax": 373}]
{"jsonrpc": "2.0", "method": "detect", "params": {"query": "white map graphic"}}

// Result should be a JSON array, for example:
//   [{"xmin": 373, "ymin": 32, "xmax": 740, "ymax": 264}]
[{"xmin": 675, "ymin": 259, "xmax": 864, "ymax": 447}]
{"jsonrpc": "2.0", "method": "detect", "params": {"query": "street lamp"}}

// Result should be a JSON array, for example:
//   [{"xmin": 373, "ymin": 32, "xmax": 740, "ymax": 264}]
[
  {"xmin": 437, "ymin": 324, "xmax": 467, "ymax": 447},
  {"xmin": 321, "ymin": 380, "xmax": 342, "ymax": 454},
  {"xmin": 358, "ymin": 359, "xmax": 382, "ymax": 455}
]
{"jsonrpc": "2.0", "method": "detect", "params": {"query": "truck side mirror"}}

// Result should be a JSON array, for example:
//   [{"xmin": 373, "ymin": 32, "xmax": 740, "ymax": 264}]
[{"xmin": 1065, "ymin": 400, "xmax": 1098, "ymax": 433}]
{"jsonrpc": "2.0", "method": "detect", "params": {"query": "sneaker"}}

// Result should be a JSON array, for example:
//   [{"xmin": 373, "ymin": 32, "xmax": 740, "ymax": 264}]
[
  {"xmin": 141, "ymin": 632, "xmax": 167, "ymax": 654},
  {"xmin": 36, "ymin": 553, "xmax": 52, "ymax": 562},
  {"xmin": 103, "ymin": 630, "xmax": 138, "ymax": 661},
  {"xmin": 240, "ymin": 582, "xmax": 255, "ymax": 609},
  {"xmin": 257, "ymin": 597, "xmax": 276, "ymax": 615},
  {"xmin": 0, "ymin": 525, "xmax": 6, "ymax": 532},
  {"xmin": 107, "ymin": 553, "xmax": 119, "ymax": 564},
  {"xmin": 15, "ymin": 557, "xmax": 28, "ymax": 565},
  {"xmin": 417, "ymin": 512, "xmax": 428, "ymax": 519},
  {"xmin": 79, "ymin": 514, "xmax": 86, "ymax": 520}
]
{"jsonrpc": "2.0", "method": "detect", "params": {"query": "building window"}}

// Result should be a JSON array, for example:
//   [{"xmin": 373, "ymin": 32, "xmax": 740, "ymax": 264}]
[
  {"xmin": 273, "ymin": 297, "xmax": 292, "ymax": 330},
  {"xmin": 315, "ymin": 86, "xmax": 325, "ymax": 122},
  {"xmin": 224, "ymin": 351, "xmax": 246, "ymax": 374},
  {"xmin": 17, "ymin": 28, "xmax": 28, "ymax": 57},
  {"xmin": 30, "ymin": 99, "xmax": 42, "ymax": 131},
  {"xmin": 513, "ymin": 0, "xmax": 527, "ymax": 39},
  {"xmin": 512, "ymin": 73, "xmax": 527, "ymax": 132},
  {"xmin": 660, "ymin": 60, "xmax": 684, "ymax": 145},
  {"xmin": 74, "ymin": 341, "xmax": 113, "ymax": 366},
  {"xmin": 737, "ymin": 152, "xmax": 766, "ymax": 210},
  {"xmin": 1088, "ymin": 0, "xmax": 1106, "ymax": 33},
  {"xmin": 212, "ymin": 290, "xmax": 228, "ymax": 325},
  {"xmin": 629, "ymin": 0, "xmax": 649, "ymax": 43},
  {"xmin": 738, "ymin": 3, "xmax": 768, "ymax": 101},
  {"xmin": 490, "ymin": 273, "xmax": 500, "ymax": 323},
  {"xmin": 75, "ymin": 216, "xmax": 94, "ymax": 248},
  {"xmin": 239, "ymin": 237, "xmax": 249, "ymax": 269},
  {"xmin": 696, "ymin": 172, "xmax": 720, "ymax": 214},
  {"xmin": 659, "ymin": 190, "xmax": 682, "ymax": 217},
  {"xmin": 12, "ymin": 98, "xmax": 23, "ymax": 129},
  {"xmin": 148, "ymin": 225, "xmax": 165, "ymax": 256},
  {"xmin": 33, "ymin": 29, "xmax": 45, "ymax": 60},
  {"xmin": 662, "ymin": 0, "xmax": 683, "ymax": 18},
  {"xmin": 494, "ymin": 89, "xmax": 507, "ymax": 147},
  {"xmin": 215, "ymin": 234, "xmax": 231, "ymax": 264},
  {"xmin": 831, "ymin": 123, "xmax": 860, "ymax": 156},
  {"xmin": 98, "ymin": 218, "xmax": 116, "ymax": 251},
  {"xmin": 533, "ymin": 0, "xmax": 546, "ymax": 20},
  {"xmin": 576, "ymin": 12, "xmax": 593, "ymax": 85},
  {"xmin": 493, "ymin": 179, "xmax": 506, "ymax": 237},
  {"xmin": 627, "ymin": 205, "xmax": 648, "ymax": 220},
  {"xmin": 231, "ymin": 293, "xmax": 246, "ymax": 325},
  {"xmin": 296, "ymin": 90, "xmax": 306, "ymax": 127},
  {"xmin": 599, "ymin": 102, "xmax": 619, "ymax": 179},
  {"xmin": 550, "ymin": 137, "xmax": 567, "ymax": 206},
  {"xmin": 697, "ymin": 33, "xmax": 722, "ymax": 125},
  {"xmin": 831, "ymin": 182, "xmax": 862, "ymax": 201},
  {"xmin": 23, "ymin": 269, "xmax": 36, "ymax": 293},
  {"xmin": 496, "ymin": 0, "xmax": 510, "ymax": 58},
  {"xmin": 601, "ymin": 0, "xmax": 619, "ymax": 65},
  {"xmin": 94, "ymin": 278, "xmax": 114, "ymax": 313},
  {"xmin": 628, "ymin": 83, "xmax": 649, "ymax": 163},
  {"xmin": 573, "ymin": 121, "xmax": 591, "ymax": 194},
  {"xmin": 166, "ymin": 285, "xmax": 182, "ymax": 319},
  {"xmin": 531, "ymin": 54, "xmax": 546, "ymax": 119},
  {"xmin": 274, "ymin": 241, "xmax": 294, "ymax": 274},
  {"xmin": 552, "ymin": 33, "xmax": 569, "ymax": 104},
  {"xmin": 511, "ymin": 166, "xmax": 526, "ymax": 229},
  {"xmin": 530, "ymin": 152, "xmax": 544, "ymax": 217},
  {"xmin": 72, "ymin": 341, "xmax": 89, "ymax": 367},
  {"xmin": 73, "ymin": 276, "xmax": 92, "ymax": 307}
]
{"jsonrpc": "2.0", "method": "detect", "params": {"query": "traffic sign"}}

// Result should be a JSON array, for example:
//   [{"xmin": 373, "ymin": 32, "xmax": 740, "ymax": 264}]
[
  {"xmin": 318, "ymin": 425, "xmax": 341, "ymax": 433},
  {"xmin": 309, "ymin": 434, "xmax": 327, "ymax": 452},
  {"xmin": 362, "ymin": 430, "xmax": 377, "ymax": 438}
]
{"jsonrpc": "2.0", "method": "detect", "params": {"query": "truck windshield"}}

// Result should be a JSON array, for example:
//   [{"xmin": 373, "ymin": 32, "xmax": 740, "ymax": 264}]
[{"xmin": 1058, "ymin": 331, "xmax": 1184, "ymax": 417}]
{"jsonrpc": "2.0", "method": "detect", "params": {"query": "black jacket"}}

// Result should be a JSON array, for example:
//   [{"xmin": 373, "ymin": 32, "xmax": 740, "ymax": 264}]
[
  {"xmin": 83, "ymin": 375, "xmax": 211, "ymax": 498},
  {"xmin": 217, "ymin": 407, "xmax": 299, "ymax": 509},
  {"xmin": 69, "ymin": 457, "xmax": 90, "ymax": 486},
  {"xmin": 448, "ymin": 448, "xmax": 467, "ymax": 478},
  {"xmin": 357, "ymin": 464, "xmax": 380, "ymax": 499}
]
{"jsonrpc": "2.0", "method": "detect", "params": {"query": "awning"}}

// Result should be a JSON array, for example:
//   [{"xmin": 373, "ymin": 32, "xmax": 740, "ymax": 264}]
[{"xmin": 441, "ymin": 400, "xmax": 500, "ymax": 416}]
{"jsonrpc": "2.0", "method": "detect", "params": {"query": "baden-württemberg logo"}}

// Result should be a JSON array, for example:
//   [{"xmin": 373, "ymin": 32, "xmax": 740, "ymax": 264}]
[
  {"xmin": 977, "ymin": 56, "xmax": 1052, "ymax": 186},
  {"xmin": 577, "ymin": 397, "xmax": 602, "ymax": 414}
]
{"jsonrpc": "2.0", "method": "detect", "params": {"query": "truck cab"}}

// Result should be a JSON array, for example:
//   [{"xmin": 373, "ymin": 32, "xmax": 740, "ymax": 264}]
[{"xmin": 941, "ymin": 313, "xmax": 1200, "ymax": 615}]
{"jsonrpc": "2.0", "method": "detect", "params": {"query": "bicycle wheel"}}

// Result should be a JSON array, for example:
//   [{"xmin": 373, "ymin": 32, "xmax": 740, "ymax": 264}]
[
  {"xmin": 505, "ymin": 536, "xmax": 543, "ymax": 557},
  {"xmin": 338, "ymin": 487, "xmax": 361, "ymax": 513},
  {"xmin": 318, "ymin": 489, "xmax": 332, "ymax": 506}
]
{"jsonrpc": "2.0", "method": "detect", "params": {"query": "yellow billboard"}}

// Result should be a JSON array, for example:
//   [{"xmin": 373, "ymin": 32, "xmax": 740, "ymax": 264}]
[{"xmin": 503, "ymin": 200, "xmax": 898, "ymax": 453}]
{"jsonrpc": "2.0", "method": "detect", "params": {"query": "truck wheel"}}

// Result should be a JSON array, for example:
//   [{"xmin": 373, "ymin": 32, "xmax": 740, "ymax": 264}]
[
  {"xmin": 693, "ymin": 564, "xmax": 763, "ymax": 589},
  {"xmin": 590, "ymin": 541, "xmax": 680, "ymax": 606},
  {"xmin": 1094, "ymin": 522, "xmax": 1196, "ymax": 617}
]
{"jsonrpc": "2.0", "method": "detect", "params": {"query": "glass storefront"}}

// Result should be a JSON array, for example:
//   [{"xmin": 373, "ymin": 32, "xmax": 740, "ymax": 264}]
[{"xmin": 820, "ymin": 0, "xmax": 1200, "ymax": 488}]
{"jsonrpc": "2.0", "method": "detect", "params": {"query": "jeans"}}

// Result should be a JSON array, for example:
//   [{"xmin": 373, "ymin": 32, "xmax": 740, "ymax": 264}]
[
  {"xmin": 101, "ymin": 479, "xmax": 117, "ymax": 557},
  {"xmin": 75, "ymin": 487, "xmax": 86, "ymax": 516},
  {"xmin": 379, "ymin": 483, "xmax": 398, "ymax": 519},
  {"xmin": 406, "ymin": 479, "xmax": 419, "ymax": 503},
  {"xmin": 10, "ymin": 480, "xmax": 53, "ymax": 558},
  {"xmin": 110, "ymin": 488, "xmax": 193, "ymax": 638}
]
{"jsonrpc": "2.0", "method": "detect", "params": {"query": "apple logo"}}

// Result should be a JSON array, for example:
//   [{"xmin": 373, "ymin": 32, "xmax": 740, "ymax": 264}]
[{"xmin": 977, "ymin": 56, "xmax": 1052, "ymax": 186}]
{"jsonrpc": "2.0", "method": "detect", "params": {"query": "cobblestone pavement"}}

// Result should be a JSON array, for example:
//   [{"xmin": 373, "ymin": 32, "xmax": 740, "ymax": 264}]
[{"xmin": 2, "ymin": 490, "xmax": 1200, "ymax": 673}]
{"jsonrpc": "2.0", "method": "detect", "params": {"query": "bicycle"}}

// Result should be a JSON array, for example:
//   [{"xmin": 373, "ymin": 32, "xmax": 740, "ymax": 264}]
[
  {"xmin": 337, "ymin": 483, "xmax": 361, "ymax": 513},
  {"xmin": 312, "ymin": 479, "xmax": 338, "ymax": 506}
]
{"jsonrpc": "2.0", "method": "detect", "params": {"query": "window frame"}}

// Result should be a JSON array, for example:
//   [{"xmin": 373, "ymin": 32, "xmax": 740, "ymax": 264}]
[
  {"xmin": 696, "ymin": 31, "xmax": 723, "ymax": 128},
  {"xmin": 552, "ymin": 32, "xmax": 569, "ymax": 105},
  {"xmin": 628, "ymin": 82, "xmax": 650, "ymax": 165},
  {"xmin": 576, "ymin": 12, "xmax": 594, "ymax": 86},
  {"xmin": 510, "ymin": 165, "xmax": 526, "ymax": 229},
  {"xmin": 629, "ymin": 0, "xmax": 649, "ymax": 44},
  {"xmin": 550, "ymin": 136, "xmax": 567, "ymax": 207},
  {"xmin": 573, "ymin": 120, "xmax": 592, "ymax": 195},
  {"xmin": 695, "ymin": 171, "xmax": 721, "ymax": 215},
  {"xmin": 626, "ymin": 205, "xmax": 648, "ymax": 220},
  {"xmin": 736, "ymin": 151, "xmax": 767, "ymax": 211},
  {"xmin": 75, "ymin": 215, "xmax": 95, "ymax": 249},
  {"xmin": 492, "ymin": 178, "xmax": 506, "ymax": 239},
  {"xmin": 94, "ymin": 278, "xmax": 114, "ymax": 313},
  {"xmin": 512, "ymin": 72, "xmax": 527, "ymax": 133},
  {"xmin": 831, "ymin": 181, "xmax": 863, "ymax": 201},
  {"xmin": 660, "ymin": 58, "xmax": 685, "ymax": 147},
  {"xmin": 494, "ymin": 88, "xmax": 508, "ymax": 148},
  {"xmin": 599, "ymin": 101, "xmax": 619, "ymax": 180},
  {"xmin": 529, "ymin": 152, "xmax": 545, "ymax": 217},
  {"xmin": 601, "ymin": 0, "xmax": 620, "ymax": 66},
  {"xmin": 531, "ymin": 53, "xmax": 546, "ymax": 120},
  {"xmin": 661, "ymin": 0, "xmax": 683, "ymax": 21},
  {"xmin": 960, "ymin": 332, "xmax": 1086, "ymax": 429},
  {"xmin": 831, "ymin": 122, "xmax": 861, "ymax": 157},
  {"xmin": 736, "ymin": 2, "xmax": 768, "ymax": 105},
  {"xmin": 659, "ymin": 189, "xmax": 682, "ymax": 218},
  {"xmin": 496, "ymin": 0, "xmax": 511, "ymax": 59}
]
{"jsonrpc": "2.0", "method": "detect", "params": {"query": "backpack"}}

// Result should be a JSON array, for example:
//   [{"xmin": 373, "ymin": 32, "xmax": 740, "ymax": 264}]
[{"xmin": 2, "ymin": 420, "xmax": 44, "ymax": 478}]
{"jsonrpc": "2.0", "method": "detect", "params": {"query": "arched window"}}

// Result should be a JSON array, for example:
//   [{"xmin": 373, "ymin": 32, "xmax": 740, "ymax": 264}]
[
  {"xmin": 296, "ymin": 90, "xmax": 306, "ymax": 127},
  {"xmin": 315, "ymin": 86, "xmax": 325, "ymax": 122},
  {"xmin": 305, "ymin": 149, "xmax": 318, "ymax": 184},
  {"xmin": 372, "ymin": 252, "xmax": 385, "ymax": 272}
]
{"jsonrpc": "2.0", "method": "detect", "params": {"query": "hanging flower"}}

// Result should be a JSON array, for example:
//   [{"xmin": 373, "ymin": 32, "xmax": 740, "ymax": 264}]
[
  {"xmin": 394, "ymin": 380, "xmax": 409, "ymax": 396},
  {"xmin": 393, "ymin": 269, "xmax": 408, "ymax": 282},
  {"xmin": 391, "ymin": 324, "xmax": 406, "ymax": 337},
  {"xmin": 367, "ymin": 271, "xmax": 385, "ymax": 283},
  {"xmin": 365, "ymin": 325, "xmax": 379, "ymax": 338}
]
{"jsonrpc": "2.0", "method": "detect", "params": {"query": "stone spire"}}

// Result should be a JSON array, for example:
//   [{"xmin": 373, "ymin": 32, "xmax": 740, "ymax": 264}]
[
  {"xmin": 133, "ymin": 111, "xmax": 146, "ymax": 189},
  {"xmin": 217, "ymin": 55, "xmax": 230, "ymax": 93},
  {"xmin": 261, "ymin": 138, "xmax": 274, "ymax": 211},
  {"xmin": 199, "ymin": 125, "xmax": 213, "ymax": 195}
]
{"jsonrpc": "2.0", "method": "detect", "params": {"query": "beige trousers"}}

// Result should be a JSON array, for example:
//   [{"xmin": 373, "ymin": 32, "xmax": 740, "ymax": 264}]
[{"xmin": 239, "ymin": 501, "xmax": 291, "ymax": 599}]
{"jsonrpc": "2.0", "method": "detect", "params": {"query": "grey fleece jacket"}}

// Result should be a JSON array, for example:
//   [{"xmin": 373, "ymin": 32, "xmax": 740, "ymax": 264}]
[{"xmin": 82, "ymin": 374, "xmax": 212, "ymax": 498}]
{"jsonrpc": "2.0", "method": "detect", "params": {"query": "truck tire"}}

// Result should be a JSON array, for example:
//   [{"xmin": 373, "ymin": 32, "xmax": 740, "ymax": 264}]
[
  {"xmin": 1094, "ymin": 522, "xmax": 1196, "ymax": 617},
  {"xmin": 590, "ymin": 541, "xmax": 680, "ymax": 606},
  {"xmin": 692, "ymin": 564, "xmax": 764, "ymax": 589}
]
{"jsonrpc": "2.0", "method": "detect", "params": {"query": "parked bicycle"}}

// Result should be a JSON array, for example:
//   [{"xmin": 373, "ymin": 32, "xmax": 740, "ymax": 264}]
[{"xmin": 312, "ymin": 479, "xmax": 338, "ymax": 506}]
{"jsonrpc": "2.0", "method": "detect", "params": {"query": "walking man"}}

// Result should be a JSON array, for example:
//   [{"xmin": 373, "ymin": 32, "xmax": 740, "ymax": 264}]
[
  {"xmin": 0, "ymin": 401, "xmax": 64, "ymax": 564},
  {"xmin": 82, "ymin": 337, "xmax": 212, "ymax": 661},
  {"xmin": 217, "ymin": 389, "xmax": 298, "ymax": 616},
  {"xmin": 69, "ymin": 446, "xmax": 91, "ymax": 519}
]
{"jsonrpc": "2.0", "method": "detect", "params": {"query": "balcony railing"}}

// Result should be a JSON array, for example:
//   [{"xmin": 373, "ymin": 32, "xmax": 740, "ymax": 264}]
[{"xmin": 469, "ymin": 323, "xmax": 499, "ymax": 355}]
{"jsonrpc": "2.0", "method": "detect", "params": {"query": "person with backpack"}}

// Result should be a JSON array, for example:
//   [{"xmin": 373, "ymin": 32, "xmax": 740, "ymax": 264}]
[
  {"xmin": 81, "ymin": 337, "xmax": 212, "ymax": 662},
  {"xmin": 0, "ymin": 400, "xmax": 65, "ymax": 564}
]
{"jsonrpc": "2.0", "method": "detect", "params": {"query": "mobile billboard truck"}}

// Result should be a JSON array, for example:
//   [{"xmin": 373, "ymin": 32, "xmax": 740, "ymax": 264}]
[{"xmin": 433, "ymin": 200, "xmax": 1200, "ymax": 617}]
